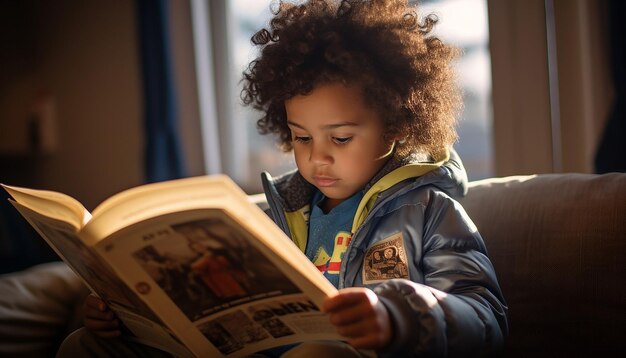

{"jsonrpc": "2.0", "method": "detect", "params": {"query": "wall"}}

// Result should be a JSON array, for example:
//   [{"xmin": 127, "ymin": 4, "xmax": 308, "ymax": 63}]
[{"xmin": 0, "ymin": 0, "xmax": 143, "ymax": 210}]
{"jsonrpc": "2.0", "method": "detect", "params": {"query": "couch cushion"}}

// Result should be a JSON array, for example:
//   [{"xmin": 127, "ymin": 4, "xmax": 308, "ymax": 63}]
[
  {"xmin": 0, "ymin": 261, "xmax": 88, "ymax": 357},
  {"xmin": 460, "ymin": 173, "xmax": 626, "ymax": 356}
]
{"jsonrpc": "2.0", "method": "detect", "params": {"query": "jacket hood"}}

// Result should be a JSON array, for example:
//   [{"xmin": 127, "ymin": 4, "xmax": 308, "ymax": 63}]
[
  {"xmin": 261, "ymin": 147, "xmax": 468, "ymax": 249},
  {"xmin": 348, "ymin": 147, "xmax": 467, "ymax": 233},
  {"xmin": 365, "ymin": 146, "xmax": 467, "ymax": 198},
  {"xmin": 261, "ymin": 147, "xmax": 468, "ymax": 213},
  {"xmin": 422, "ymin": 146, "xmax": 468, "ymax": 198}
]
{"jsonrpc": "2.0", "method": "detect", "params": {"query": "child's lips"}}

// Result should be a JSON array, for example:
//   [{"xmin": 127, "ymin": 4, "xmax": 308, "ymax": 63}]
[{"xmin": 313, "ymin": 175, "xmax": 338, "ymax": 187}]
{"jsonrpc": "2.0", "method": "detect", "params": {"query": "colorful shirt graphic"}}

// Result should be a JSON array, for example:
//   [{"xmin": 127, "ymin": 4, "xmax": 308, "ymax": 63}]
[{"xmin": 306, "ymin": 190, "xmax": 362, "ymax": 288}]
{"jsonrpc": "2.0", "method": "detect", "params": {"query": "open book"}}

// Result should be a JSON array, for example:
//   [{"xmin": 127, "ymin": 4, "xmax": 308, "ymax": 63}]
[{"xmin": 2, "ymin": 175, "xmax": 341, "ymax": 357}]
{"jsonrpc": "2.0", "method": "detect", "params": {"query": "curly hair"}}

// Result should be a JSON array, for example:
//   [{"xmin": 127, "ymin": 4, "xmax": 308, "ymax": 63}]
[{"xmin": 241, "ymin": 0, "xmax": 461, "ymax": 156}]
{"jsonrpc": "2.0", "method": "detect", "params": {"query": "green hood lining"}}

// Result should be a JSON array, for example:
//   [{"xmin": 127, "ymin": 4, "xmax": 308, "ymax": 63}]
[{"xmin": 350, "ymin": 148, "xmax": 450, "ymax": 233}]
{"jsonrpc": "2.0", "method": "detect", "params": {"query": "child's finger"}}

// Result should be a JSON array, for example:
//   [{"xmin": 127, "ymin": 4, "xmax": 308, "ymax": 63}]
[
  {"xmin": 84, "ymin": 317, "xmax": 120, "ymax": 332},
  {"xmin": 327, "ymin": 303, "xmax": 371, "ymax": 326},
  {"xmin": 93, "ymin": 329, "xmax": 122, "ymax": 339},
  {"xmin": 84, "ymin": 305, "xmax": 116, "ymax": 321},
  {"xmin": 323, "ymin": 288, "xmax": 374, "ymax": 313},
  {"xmin": 85, "ymin": 294, "xmax": 108, "ymax": 311},
  {"xmin": 340, "ymin": 317, "xmax": 392, "ymax": 349},
  {"xmin": 347, "ymin": 334, "xmax": 386, "ymax": 350}
]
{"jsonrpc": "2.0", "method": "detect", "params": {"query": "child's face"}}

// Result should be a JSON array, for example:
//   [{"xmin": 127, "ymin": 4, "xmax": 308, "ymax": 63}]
[{"xmin": 285, "ymin": 82, "xmax": 395, "ymax": 211}]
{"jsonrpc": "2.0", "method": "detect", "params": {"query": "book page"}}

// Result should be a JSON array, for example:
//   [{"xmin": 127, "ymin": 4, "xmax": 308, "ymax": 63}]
[
  {"xmin": 2, "ymin": 184, "xmax": 89, "ymax": 229},
  {"xmin": 7, "ymin": 201, "xmax": 189, "ymax": 355},
  {"xmin": 96, "ymin": 208, "xmax": 342, "ymax": 357},
  {"xmin": 111, "ymin": 304, "xmax": 195, "ymax": 358},
  {"xmin": 82, "ymin": 176, "xmax": 237, "ymax": 246},
  {"xmin": 82, "ymin": 175, "xmax": 336, "ymax": 296}
]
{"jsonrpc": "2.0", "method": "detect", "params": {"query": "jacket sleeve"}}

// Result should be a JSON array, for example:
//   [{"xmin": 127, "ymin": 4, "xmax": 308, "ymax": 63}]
[{"xmin": 373, "ymin": 189, "xmax": 508, "ymax": 357}]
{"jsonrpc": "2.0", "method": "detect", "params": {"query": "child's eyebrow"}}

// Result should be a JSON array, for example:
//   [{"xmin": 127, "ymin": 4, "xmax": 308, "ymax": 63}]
[{"xmin": 287, "ymin": 121, "xmax": 359, "ymax": 130}]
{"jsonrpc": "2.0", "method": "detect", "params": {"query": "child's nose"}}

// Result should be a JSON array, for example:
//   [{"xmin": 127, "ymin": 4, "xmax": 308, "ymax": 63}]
[{"xmin": 309, "ymin": 142, "xmax": 333, "ymax": 165}]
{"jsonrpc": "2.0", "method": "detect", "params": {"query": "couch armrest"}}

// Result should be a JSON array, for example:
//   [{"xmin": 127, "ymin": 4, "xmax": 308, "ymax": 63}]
[
  {"xmin": 0, "ymin": 261, "xmax": 89, "ymax": 357},
  {"xmin": 460, "ymin": 173, "xmax": 626, "ymax": 355}
]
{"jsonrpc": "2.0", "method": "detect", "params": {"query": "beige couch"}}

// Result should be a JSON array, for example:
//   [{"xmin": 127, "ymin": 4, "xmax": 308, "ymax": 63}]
[
  {"xmin": 460, "ymin": 173, "xmax": 626, "ymax": 356},
  {"xmin": 1, "ymin": 173, "xmax": 624, "ymax": 357}
]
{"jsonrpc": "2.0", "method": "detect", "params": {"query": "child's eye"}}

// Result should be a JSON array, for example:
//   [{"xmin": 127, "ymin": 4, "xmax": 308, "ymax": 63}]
[
  {"xmin": 293, "ymin": 136, "xmax": 311, "ymax": 143},
  {"xmin": 332, "ymin": 137, "xmax": 353, "ymax": 144}
]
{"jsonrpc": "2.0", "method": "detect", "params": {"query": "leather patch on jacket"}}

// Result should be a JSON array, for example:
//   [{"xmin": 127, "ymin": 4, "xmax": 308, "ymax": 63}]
[{"xmin": 362, "ymin": 232, "xmax": 410, "ymax": 284}]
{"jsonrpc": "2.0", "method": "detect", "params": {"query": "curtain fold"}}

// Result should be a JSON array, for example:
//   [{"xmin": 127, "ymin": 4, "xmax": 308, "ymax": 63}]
[
  {"xmin": 137, "ymin": 0, "xmax": 186, "ymax": 182},
  {"xmin": 595, "ymin": 0, "xmax": 626, "ymax": 173}
]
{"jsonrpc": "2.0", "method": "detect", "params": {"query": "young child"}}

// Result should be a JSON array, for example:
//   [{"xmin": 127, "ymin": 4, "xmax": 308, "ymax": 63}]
[
  {"xmin": 243, "ymin": 0, "xmax": 508, "ymax": 355},
  {"xmin": 59, "ymin": 0, "xmax": 507, "ymax": 356}
]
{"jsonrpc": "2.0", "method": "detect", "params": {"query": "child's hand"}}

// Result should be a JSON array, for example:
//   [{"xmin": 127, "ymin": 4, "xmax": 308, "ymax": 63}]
[
  {"xmin": 83, "ymin": 293, "xmax": 121, "ymax": 338},
  {"xmin": 322, "ymin": 287, "xmax": 392, "ymax": 350}
]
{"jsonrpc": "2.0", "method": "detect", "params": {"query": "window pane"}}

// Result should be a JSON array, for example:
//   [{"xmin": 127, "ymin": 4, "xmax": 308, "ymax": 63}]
[
  {"xmin": 418, "ymin": 0, "xmax": 494, "ymax": 180},
  {"xmin": 229, "ymin": 0, "xmax": 493, "ymax": 192},
  {"xmin": 231, "ymin": 0, "xmax": 295, "ymax": 193}
]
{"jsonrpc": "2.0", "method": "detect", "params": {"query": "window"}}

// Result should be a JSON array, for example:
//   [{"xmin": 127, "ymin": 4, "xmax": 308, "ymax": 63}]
[
  {"xmin": 231, "ymin": 0, "xmax": 296, "ymax": 191},
  {"xmin": 413, "ymin": 0, "xmax": 494, "ymax": 180}
]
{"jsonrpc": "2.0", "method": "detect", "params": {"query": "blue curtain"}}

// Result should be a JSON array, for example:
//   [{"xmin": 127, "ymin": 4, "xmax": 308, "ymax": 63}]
[{"xmin": 137, "ymin": 0, "xmax": 186, "ymax": 182}]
